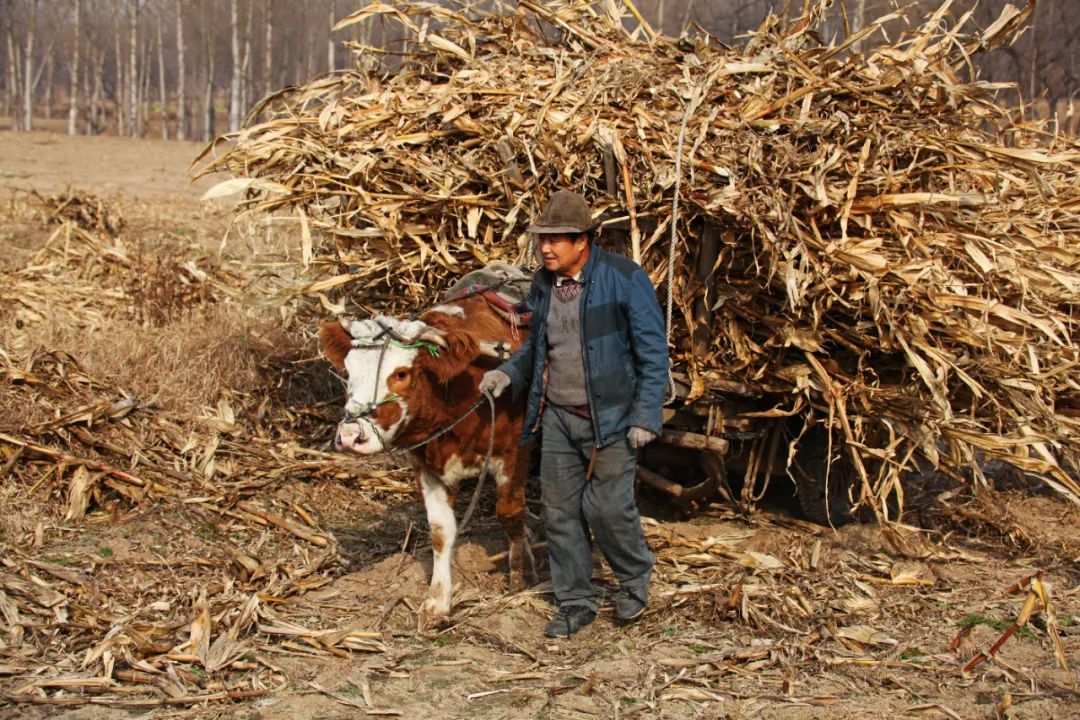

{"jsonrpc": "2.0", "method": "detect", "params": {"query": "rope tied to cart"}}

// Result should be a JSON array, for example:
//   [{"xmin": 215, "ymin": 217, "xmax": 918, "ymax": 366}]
[{"xmin": 666, "ymin": 64, "xmax": 726, "ymax": 405}]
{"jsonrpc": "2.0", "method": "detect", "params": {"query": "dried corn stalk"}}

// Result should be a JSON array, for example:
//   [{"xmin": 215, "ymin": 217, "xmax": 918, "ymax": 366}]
[{"xmin": 200, "ymin": 0, "xmax": 1080, "ymax": 514}]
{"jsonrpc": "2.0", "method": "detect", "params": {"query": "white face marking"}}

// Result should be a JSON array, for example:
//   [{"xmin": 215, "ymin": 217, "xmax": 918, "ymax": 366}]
[{"xmin": 336, "ymin": 316, "xmax": 423, "ymax": 454}]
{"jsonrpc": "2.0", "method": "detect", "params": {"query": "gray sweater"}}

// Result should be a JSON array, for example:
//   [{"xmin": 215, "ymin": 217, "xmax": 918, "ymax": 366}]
[{"xmin": 545, "ymin": 287, "xmax": 588, "ymax": 407}]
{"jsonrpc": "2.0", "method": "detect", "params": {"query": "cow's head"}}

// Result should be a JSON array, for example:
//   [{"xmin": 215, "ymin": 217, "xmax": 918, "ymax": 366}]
[{"xmin": 319, "ymin": 313, "xmax": 482, "ymax": 454}]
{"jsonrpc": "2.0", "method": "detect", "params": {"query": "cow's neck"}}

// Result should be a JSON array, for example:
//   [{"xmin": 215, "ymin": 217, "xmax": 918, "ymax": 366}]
[{"xmin": 396, "ymin": 378, "xmax": 486, "ymax": 464}]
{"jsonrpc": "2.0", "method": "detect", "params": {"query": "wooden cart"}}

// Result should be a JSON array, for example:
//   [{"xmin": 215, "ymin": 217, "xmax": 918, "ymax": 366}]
[{"xmin": 640, "ymin": 375, "xmax": 855, "ymax": 526}]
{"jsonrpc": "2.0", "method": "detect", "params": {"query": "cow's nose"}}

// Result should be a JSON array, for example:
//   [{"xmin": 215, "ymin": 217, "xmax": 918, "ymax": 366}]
[{"xmin": 337, "ymin": 422, "xmax": 363, "ymax": 450}]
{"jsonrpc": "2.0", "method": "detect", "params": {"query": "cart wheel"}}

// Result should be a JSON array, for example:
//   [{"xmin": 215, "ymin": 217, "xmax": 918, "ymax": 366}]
[{"xmin": 789, "ymin": 426, "xmax": 857, "ymax": 526}]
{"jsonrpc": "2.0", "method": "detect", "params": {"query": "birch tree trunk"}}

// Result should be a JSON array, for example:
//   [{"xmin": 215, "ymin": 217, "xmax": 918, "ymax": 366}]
[
  {"xmin": 262, "ymin": 0, "xmax": 272, "ymax": 100},
  {"xmin": 128, "ymin": 0, "xmax": 139, "ymax": 136},
  {"xmin": 157, "ymin": 6, "xmax": 167, "ymax": 139},
  {"xmin": 327, "ymin": 0, "xmax": 335, "ymax": 72},
  {"xmin": 114, "ymin": 2, "xmax": 125, "ymax": 135},
  {"xmin": 6, "ymin": 28, "xmax": 20, "ymax": 130},
  {"xmin": 175, "ymin": 0, "xmax": 186, "ymax": 140},
  {"xmin": 68, "ymin": 0, "xmax": 81, "ymax": 135},
  {"xmin": 202, "ymin": 0, "xmax": 215, "ymax": 142},
  {"xmin": 228, "ymin": 0, "xmax": 240, "ymax": 132},
  {"xmin": 139, "ymin": 22, "xmax": 150, "ymax": 136},
  {"xmin": 240, "ymin": 0, "xmax": 252, "ymax": 119},
  {"xmin": 85, "ymin": 40, "xmax": 97, "ymax": 133},
  {"xmin": 23, "ymin": 0, "xmax": 38, "ymax": 131}
]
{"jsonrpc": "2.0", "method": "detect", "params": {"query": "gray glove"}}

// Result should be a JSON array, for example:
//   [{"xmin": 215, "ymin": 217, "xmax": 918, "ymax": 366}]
[
  {"xmin": 628, "ymin": 426, "xmax": 657, "ymax": 448},
  {"xmin": 479, "ymin": 369, "xmax": 511, "ymax": 398}
]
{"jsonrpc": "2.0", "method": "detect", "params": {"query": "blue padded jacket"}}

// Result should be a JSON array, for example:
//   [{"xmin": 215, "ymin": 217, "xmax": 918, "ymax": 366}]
[{"xmin": 498, "ymin": 245, "xmax": 669, "ymax": 448}]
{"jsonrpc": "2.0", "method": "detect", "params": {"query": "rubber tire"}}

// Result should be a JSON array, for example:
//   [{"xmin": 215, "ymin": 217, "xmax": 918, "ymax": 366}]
[{"xmin": 789, "ymin": 426, "xmax": 857, "ymax": 527}]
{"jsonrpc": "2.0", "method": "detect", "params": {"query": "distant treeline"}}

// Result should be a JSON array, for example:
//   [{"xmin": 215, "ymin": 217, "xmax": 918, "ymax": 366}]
[{"xmin": 1, "ymin": 0, "xmax": 1076, "ymax": 141}]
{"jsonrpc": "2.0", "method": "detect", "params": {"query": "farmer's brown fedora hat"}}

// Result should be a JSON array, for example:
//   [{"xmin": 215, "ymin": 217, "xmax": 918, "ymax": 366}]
[{"xmin": 527, "ymin": 190, "xmax": 598, "ymax": 234}]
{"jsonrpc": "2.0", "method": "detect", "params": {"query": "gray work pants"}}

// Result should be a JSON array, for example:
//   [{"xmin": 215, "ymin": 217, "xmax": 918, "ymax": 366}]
[{"xmin": 540, "ymin": 405, "xmax": 653, "ymax": 612}]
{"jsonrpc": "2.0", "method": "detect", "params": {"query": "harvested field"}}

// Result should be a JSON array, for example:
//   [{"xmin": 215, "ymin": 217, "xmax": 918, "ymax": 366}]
[{"xmin": 1, "ymin": 129, "xmax": 1079, "ymax": 719}]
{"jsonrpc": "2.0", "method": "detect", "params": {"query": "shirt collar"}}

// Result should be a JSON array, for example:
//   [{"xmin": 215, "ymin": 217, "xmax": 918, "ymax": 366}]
[{"xmin": 554, "ymin": 271, "xmax": 583, "ymax": 286}]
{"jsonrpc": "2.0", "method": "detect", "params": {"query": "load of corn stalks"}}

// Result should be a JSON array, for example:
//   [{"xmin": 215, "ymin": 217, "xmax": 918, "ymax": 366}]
[{"xmin": 198, "ymin": 0, "xmax": 1080, "ymax": 516}]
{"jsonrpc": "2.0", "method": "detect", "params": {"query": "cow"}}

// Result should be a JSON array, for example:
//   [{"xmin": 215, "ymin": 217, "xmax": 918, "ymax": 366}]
[{"xmin": 318, "ymin": 293, "xmax": 537, "ymax": 624}]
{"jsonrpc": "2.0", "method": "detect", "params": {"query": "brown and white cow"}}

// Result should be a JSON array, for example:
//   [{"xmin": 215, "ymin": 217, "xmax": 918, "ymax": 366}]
[{"xmin": 319, "ymin": 295, "xmax": 536, "ymax": 623}]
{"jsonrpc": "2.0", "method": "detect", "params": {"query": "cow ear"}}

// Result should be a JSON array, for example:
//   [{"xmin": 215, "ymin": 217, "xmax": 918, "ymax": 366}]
[
  {"xmin": 318, "ymin": 320, "xmax": 351, "ymax": 371},
  {"xmin": 418, "ymin": 328, "xmax": 478, "ymax": 384}
]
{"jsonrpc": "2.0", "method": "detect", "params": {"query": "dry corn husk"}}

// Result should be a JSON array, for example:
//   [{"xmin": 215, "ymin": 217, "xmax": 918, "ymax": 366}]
[{"xmin": 199, "ymin": 0, "xmax": 1080, "ymax": 516}]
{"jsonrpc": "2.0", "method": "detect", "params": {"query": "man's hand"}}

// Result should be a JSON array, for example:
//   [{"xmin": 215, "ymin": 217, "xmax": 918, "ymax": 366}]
[
  {"xmin": 479, "ymin": 369, "xmax": 511, "ymax": 398},
  {"xmin": 627, "ymin": 426, "xmax": 657, "ymax": 449}
]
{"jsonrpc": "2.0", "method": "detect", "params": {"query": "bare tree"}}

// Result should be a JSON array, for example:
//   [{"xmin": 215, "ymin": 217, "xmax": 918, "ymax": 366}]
[
  {"xmin": 5, "ymin": 19, "xmax": 20, "ymax": 129},
  {"xmin": 127, "ymin": 0, "xmax": 139, "ymax": 136},
  {"xmin": 228, "ymin": 0, "xmax": 240, "ymax": 131},
  {"xmin": 68, "ymin": 0, "xmax": 81, "ymax": 134},
  {"xmin": 0, "ymin": 6, "xmax": 7, "ymax": 119},
  {"xmin": 677, "ymin": 0, "xmax": 696, "ymax": 36},
  {"xmin": 1, "ymin": 10, "xmax": 8, "ymax": 120},
  {"xmin": 201, "ymin": 0, "xmax": 215, "ymax": 142},
  {"xmin": 175, "ymin": 0, "xmax": 186, "ymax": 140},
  {"xmin": 139, "ymin": 18, "xmax": 151, "ymax": 135},
  {"xmin": 156, "ymin": 2, "xmax": 167, "ymax": 139},
  {"xmin": 262, "ymin": 0, "xmax": 272, "ymax": 102},
  {"xmin": 87, "ymin": 1, "xmax": 109, "ymax": 134},
  {"xmin": 86, "ymin": 19, "xmax": 101, "ymax": 132},
  {"xmin": 113, "ymin": 0, "xmax": 124, "ymax": 134},
  {"xmin": 42, "ymin": 51, "xmax": 53, "ymax": 119},
  {"xmin": 854, "ymin": 0, "xmax": 867, "ymax": 51},
  {"xmin": 240, "ymin": 0, "xmax": 252, "ymax": 120},
  {"xmin": 304, "ymin": 11, "xmax": 314, "ymax": 81},
  {"xmin": 327, "ymin": 0, "xmax": 335, "ymax": 72},
  {"xmin": 23, "ymin": 0, "xmax": 38, "ymax": 130}
]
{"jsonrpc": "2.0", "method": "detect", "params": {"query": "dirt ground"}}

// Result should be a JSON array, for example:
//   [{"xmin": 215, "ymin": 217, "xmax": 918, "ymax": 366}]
[{"xmin": 1, "ymin": 130, "xmax": 1079, "ymax": 720}]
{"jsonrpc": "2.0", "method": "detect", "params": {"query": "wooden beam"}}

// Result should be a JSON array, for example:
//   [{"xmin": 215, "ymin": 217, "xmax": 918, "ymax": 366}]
[
  {"xmin": 636, "ymin": 466, "xmax": 683, "ymax": 497},
  {"xmin": 659, "ymin": 429, "xmax": 730, "ymax": 454}
]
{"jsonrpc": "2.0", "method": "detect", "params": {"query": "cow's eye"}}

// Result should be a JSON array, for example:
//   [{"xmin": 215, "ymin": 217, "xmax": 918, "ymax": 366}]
[{"xmin": 394, "ymin": 370, "xmax": 408, "ymax": 380}]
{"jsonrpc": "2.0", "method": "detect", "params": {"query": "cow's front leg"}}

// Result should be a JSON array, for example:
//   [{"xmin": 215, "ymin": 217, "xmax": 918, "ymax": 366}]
[
  {"xmin": 419, "ymin": 470, "xmax": 457, "ymax": 624},
  {"xmin": 496, "ymin": 456, "xmax": 536, "ymax": 591}
]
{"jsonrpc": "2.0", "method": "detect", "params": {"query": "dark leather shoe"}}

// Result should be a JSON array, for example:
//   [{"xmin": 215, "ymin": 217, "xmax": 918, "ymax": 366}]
[
  {"xmin": 544, "ymin": 605, "xmax": 596, "ymax": 638},
  {"xmin": 614, "ymin": 588, "xmax": 647, "ymax": 623}
]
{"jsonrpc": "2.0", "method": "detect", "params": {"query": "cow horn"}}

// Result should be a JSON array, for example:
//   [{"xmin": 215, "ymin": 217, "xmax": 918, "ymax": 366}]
[{"xmin": 418, "ymin": 329, "xmax": 448, "ymax": 349}]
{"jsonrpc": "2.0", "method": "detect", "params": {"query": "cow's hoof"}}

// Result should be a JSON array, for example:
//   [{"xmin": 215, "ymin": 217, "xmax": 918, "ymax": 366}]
[
  {"xmin": 419, "ymin": 597, "xmax": 450, "ymax": 628},
  {"xmin": 509, "ymin": 573, "xmax": 527, "ymax": 592}
]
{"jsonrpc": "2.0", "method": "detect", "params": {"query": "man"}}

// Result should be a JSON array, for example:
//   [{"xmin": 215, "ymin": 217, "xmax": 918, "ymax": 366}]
[{"xmin": 479, "ymin": 190, "xmax": 669, "ymax": 638}]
